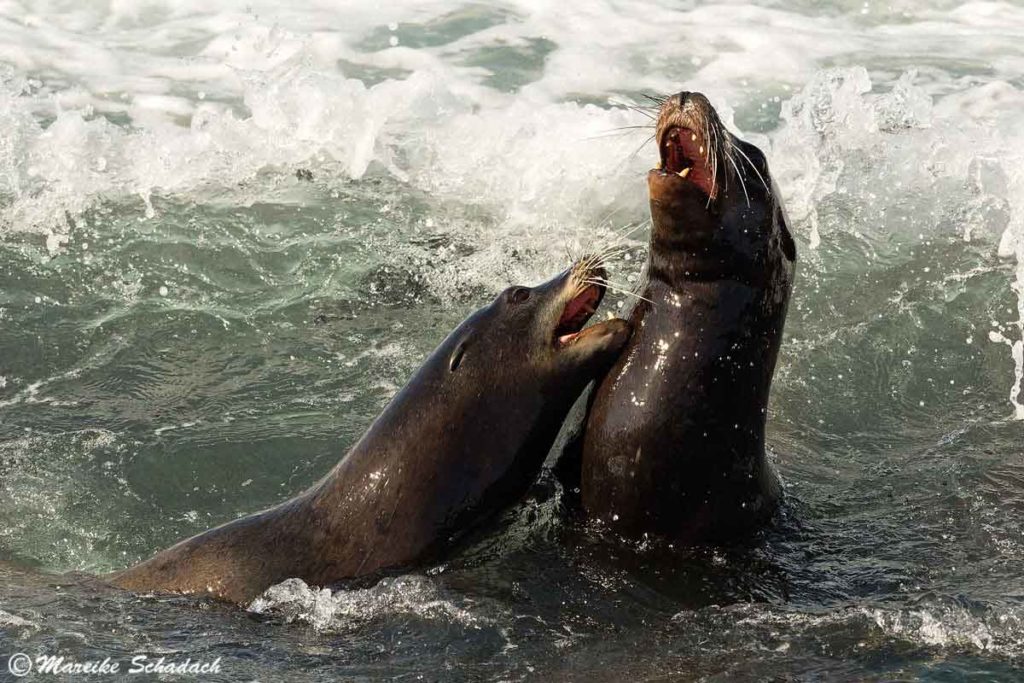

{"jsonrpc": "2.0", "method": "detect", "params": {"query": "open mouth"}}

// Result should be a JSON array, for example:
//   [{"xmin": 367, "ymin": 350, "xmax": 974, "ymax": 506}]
[
  {"xmin": 658, "ymin": 126, "xmax": 716, "ymax": 197},
  {"xmin": 554, "ymin": 279, "xmax": 606, "ymax": 348}
]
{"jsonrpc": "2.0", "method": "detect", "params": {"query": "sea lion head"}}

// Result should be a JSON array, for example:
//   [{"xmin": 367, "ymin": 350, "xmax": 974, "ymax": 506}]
[
  {"xmin": 647, "ymin": 91, "xmax": 796, "ymax": 284},
  {"xmin": 444, "ymin": 258, "xmax": 631, "ymax": 396}
]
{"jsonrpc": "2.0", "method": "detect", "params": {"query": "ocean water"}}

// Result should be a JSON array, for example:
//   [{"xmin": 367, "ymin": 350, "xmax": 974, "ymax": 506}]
[{"xmin": 1, "ymin": 0, "xmax": 1023, "ymax": 680}]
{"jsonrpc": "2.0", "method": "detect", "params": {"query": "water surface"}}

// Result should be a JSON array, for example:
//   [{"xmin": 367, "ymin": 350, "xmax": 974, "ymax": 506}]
[{"xmin": 1, "ymin": 1, "xmax": 1023, "ymax": 680}]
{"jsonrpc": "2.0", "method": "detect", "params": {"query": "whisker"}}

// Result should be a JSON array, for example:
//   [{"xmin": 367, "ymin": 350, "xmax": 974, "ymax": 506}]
[
  {"xmin": 591, "ymin": 247, "xmax": 633, "ymax": 265},
  {"xmin": 586, "ymin": 124, "xmax": 656, "ymax": 141},
  {"xmin": 626, "ymin": 107, "xmax": 658, "ymax": 121},
  {"xmin": 725, "ymin": 152, "xmax": 750, "ymax": 207},
  {"xmin": 590, "ymin": 241, "xmax": 631, "ymax": 257},
  {"xmin": 575, "ymin": 253, "xmax": 600, "ymax": 273},
  {"xmin": 732, "ymin": 144, "xmax": 771, "ymax": 196},
  {"xmin": 584, "ymin": 221, "xmax": 650, "ymax": 258},
  {"xmin": 628, "ymin": 133, "xmax": 656, "ymax": 161},
  {"xmin": 565, "ymin": 244, "xmax": 578, "ymax": 264},
  {"xmin": 608, "ymin": 100, "xmax": 659, "ymax": 120},
  {"xmin": 597, "ymin": 202, "xmax": 634, "ymax": 232},
  {"xmin": 584, "ymin": 129, "xmax": 653, "ymax": 142},
  {"xmin": 609, "ymin": 125, "xmax": 657, "ymax": 131},
  {"xmin": 703, "ymin": 117, "xmax": 715, "ymax": 204},
  {"xmin": 586, "ymin": 275, "xmax": 640, "ymax": 290},
  {"xmin": 712, "ymin": 122, "xmax": 723, "ymax": 194},
  {"xmin": 602, "ymin": 240, "xmax": 638, "ymax": 253},
  {"xmin": 616, "ymin": 217, "xmax": 652, "ymax": 237},
  {"xmin": 575, "ymin": 247, "xmax": 629, "ymax": 278},
  {"xmin": 607, "ymin": 227, "xmax": 647, "ymax": 249},
  {"xmin": 584, "ymin": 279, "xmax": 655, "ymax": 305},
  {"xmin": 583, "ymin": 276, "xmax": 641, "ymax": 293}
]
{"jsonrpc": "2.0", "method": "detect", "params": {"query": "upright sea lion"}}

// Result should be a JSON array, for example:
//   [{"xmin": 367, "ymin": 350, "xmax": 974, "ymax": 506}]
[
  {"xmin": 578, "ymin": 92, "xmax": 796, "ymax": 542},
  {"xmin": 112, "ymin": 259, "xmax": 629, "ymax": 604}
]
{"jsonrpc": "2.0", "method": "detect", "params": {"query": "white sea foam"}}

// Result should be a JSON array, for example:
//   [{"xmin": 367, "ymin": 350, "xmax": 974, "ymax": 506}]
[
  {"xmin": 249, "ymin": 574, "xmax": 499, "ymax": 632},
  {"xmin": 866, "ymin": 602, "xmax": 1024, "ymax": 657},
  {"xmin": 1, "ymin": 1, "xmax": 1023, "ymax": 413},
  {"xmin": 681, "ymin": 599, "xmax": 1024, "ymax": 660},
  {"xmin": 0, "ymin": 608, "xmax": 38, "ymax": 630},
  {"xmin": 1, "ymin": 0, "xmax": 1018, "ymax": 240}
]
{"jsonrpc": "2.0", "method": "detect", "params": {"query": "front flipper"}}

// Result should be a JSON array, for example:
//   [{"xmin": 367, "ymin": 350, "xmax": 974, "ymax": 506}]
[{"xmin": 549, "ymin": 386, "xmax": 598, "ymax": 515}]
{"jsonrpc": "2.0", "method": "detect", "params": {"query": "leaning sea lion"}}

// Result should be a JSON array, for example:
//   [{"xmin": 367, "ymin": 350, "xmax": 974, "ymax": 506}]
[
  {"xmin": 112, "ymin": 259, "xmax": 629, "ymax": 604},
  {"xmin": 579, "ymin": 92, "xmax": 796, "ymax": 542}
]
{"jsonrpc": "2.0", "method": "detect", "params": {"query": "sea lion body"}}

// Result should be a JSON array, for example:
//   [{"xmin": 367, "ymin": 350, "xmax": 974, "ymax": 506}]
[
  {"xmin": 113, "ymin": 262, "xmax": 629, "ymax": 604},
  {"xmin": 579, "ymin": 92, "xmax": 796, "ymax": 542}
]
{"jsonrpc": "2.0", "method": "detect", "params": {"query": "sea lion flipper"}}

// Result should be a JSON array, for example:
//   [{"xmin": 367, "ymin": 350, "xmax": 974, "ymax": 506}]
[
  {"xmin": 553, "ymin": 427, "xmax": 584, "ymax": 512},
  {"xmin": 552, "ymin": 385, "xmax": 601, "ymax": 514}
]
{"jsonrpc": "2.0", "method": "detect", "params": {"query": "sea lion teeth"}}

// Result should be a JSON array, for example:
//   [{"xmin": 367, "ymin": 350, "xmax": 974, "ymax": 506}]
[
  {"xmin": 110, "ymin": 263, "xmax": 631, "ymax": 605},
  {"xmin": 579, "ymin": 89, "xmax": 796, "ymax": 545},
  {"xmin": 655, "ymin": 161, "xmax": 661, "ymax": 170}
]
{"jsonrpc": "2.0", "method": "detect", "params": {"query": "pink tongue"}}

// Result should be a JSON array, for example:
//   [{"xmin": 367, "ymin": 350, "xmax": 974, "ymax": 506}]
[
  {"xmin": 559, "ymin": 333, "xmax": 577, "ymax": 345},
  {"xmin": 562, "ymin": 287, "xmax": 599, "ymax": 325}
]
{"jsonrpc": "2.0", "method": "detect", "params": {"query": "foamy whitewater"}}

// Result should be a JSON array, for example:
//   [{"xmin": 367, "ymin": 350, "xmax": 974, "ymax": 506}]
[{"xmin": 1, "ymin": 1, "xmax": 1023, "ymax": 680}]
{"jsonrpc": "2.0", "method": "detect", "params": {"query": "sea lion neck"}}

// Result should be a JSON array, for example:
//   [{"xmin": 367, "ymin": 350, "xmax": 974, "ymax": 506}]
[
  {"xmin": 646, "ymin": 201, "xmax": 765, "ymax": 288},
  {"xmin": 577, "ymin": 89, "xmax": 796, "ymax": 544}
]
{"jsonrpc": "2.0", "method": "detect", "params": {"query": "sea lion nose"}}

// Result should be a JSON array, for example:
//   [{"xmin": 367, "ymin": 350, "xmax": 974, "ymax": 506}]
[{"xmin": 663, "ymin": 91, "xmax": 690, "ymax": 111}]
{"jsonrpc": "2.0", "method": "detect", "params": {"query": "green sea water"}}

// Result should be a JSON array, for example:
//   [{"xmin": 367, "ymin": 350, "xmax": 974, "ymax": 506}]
[{"xmin": 2, "ymin": 1, "xmax": 1023, "ymax": 680}]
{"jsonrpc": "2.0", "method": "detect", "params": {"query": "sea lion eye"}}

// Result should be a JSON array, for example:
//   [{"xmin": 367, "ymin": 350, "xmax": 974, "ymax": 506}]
[
  {"xmin": 507, "ymin": 288, "xmax": 530, "ymax": 304},
  {"xmin": 449, "ymin": 341, "xmax": 468, "ymax": 372}
]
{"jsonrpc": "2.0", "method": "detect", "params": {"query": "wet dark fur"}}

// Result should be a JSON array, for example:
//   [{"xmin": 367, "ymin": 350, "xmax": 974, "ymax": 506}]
[
  {"xmin": 112, "ymin": 266, "xmax": 629, "ymax": 604},
  {"xmin": 577, "ymin": 92, "xmax": 796, "ymax": 542}
]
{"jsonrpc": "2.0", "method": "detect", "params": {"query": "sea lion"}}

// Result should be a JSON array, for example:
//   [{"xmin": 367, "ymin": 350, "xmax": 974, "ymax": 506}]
[
  {"xmin": 112, "ymin": 259, "xmax": 629, "ymax": 604},
  {"xmin": 578, "ymin": 92, "xmax": 796, "ymax": 542}
]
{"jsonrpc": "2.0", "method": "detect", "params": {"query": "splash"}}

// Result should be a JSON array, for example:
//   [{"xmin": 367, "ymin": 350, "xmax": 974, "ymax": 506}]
[
  {"xmin": 867, "ymin": 602, "xmax": 1024, "ymax": 658},
  {"xmin": 771, "ymin": 66, "xmax": 1024, "ymax": 419},
  {"xmin": 248, "ymin": 575, "xmax": 499, "ymax": 632},
  {"xmin": 687, "ymin": 600, "xmax": 1024, "ymax": 661},
  {"xmin": 0, "ymin": 59, "xmax": 437, "ymax": 244}
]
